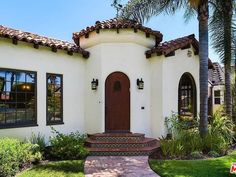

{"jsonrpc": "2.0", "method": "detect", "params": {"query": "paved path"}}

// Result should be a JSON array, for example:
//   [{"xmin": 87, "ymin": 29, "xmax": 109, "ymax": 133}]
[{"xmin": 84, "ymin": 156, "xmax": 160, "ymax": 177}]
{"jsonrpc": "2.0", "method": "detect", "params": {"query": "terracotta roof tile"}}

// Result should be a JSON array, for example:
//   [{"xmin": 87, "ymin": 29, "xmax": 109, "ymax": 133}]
[
  {"xmin": 146, "ymin": 34, "xmax": 197, "ymax": 57},
  {"xmin": 208, "ymin": 62, "xmax": 224, "ymax": 85},
  {"xmin": 73, "ymin": 18, "xmax": 163, "ymax": 45},
  {"xmin": 0, "ymin": 25, "xmax": 89, "ymax": 58},
  {"xmin": 146, "ymin": 34, "xmax": 213, "ymax": 68}
]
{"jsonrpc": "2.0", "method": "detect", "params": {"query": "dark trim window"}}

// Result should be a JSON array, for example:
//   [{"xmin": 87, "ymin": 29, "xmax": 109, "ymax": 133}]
[
  {"xmin": 47, "ymin": 73, "xmax": 63, "ymax": 125},
  {"xmin": 214, "ymin": 90, "xmax": 221, "ymax": 104},
  {"xmin": 0, "ymin": 68, "xmax": 37, "ymax": 128},
  {"xmin": 178, "ymin": 73, "xmax": 197, "ymax": 118}
]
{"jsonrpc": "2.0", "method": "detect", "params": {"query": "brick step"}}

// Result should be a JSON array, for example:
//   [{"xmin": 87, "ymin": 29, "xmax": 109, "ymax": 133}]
[
  {"xmin": 86, "ymin": 138, "xmax": 158, "ymax": 149},
  {"xmin": 88, "ymin": 133, "xmax": 145, "ymax": 142},
  {"xmin": 87, "ymin": 145, "xmax": 159, "ymax": 156}
]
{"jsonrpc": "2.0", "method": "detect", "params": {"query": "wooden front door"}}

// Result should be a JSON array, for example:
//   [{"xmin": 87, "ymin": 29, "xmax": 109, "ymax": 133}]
[{"xmin": 105, "ymin": 72, "xmax": 130, "ymax": 132}]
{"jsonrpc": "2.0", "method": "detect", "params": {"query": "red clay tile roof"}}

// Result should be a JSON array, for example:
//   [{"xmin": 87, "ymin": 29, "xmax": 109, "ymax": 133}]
[
  {"xmin": 0, "ymin": 25, "xmax": 89, "ymax": 58},
  {"xmin": 146, "ymin": 34, "xmax": 213, "ymax": 68},
  {"xmin": 73, "ymin": 18, "xmax": 163, "ymax": 45},
  {"xmin": 146, "ymin": 34, "xmax": 198, "ymax": 57}
]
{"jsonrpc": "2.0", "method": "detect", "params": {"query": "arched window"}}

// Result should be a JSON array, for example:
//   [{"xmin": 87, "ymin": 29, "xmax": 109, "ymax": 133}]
[{"xmin": 178, "ymin": 73, "xmax": 197, "ymax": 118}]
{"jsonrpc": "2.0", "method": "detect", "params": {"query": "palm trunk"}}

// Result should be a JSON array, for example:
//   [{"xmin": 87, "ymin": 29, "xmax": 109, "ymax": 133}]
[
  {"xmin": 223, "ymin": 0, "xmax": 233, "ymax": 119},
  {"xmin": 198, "ymin": 0, "xmax": 209, "ymax": 137},
  {"xmin": 233, "ymin": 41, "xmax": 236, "ymax": 122}
]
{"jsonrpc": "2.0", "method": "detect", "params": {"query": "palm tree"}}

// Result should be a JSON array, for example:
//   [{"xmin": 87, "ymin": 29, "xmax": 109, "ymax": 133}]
[
  {"xmin": 209, "ymin": 0, "xmax": 233, "ymax": 119},
  {"xmin": 121, "ymin": 0, "xmax": 209, "ymax": 137}
]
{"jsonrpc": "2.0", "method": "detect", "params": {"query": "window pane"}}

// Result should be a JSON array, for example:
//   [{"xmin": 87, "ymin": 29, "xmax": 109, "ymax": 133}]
[
  {"xmin": 47, "ymin": 74, "xmax": 63, "ymax": 124},
  {"xmin": 215, "ymin": 98, "xmax": 221, "ymax": 104},
  {"xmin": 214, "ymin": 90, "xmax": 221, "ymax": 97},
  {"xmin": 0, "ymin": 69, "xmax": 36, "ymax": 128}
]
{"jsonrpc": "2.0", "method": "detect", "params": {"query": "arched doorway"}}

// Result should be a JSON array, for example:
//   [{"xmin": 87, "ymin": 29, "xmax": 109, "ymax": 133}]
[
  {"xmin": 178, "ymin": 73, "xmax": 197, "ymax": 117},
  {"xmin": 105, "ymin": 72, "xmax": 130, "ymax": 132}
]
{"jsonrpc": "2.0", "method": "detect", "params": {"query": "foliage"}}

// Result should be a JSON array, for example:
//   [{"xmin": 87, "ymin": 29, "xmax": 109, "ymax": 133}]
[
  {"xmin": 190, "ymin": 151, "xmax": 203, "ymax": 159},
  {"xmin": 208, "ymin": 151, "xmax": 220, "ymax": 158},
  {"xmin": 204, "ymin": 112, "xmax": 235, "ymax": 154},
  {"xmin": 28, "ymin": 132, "xmax": 46, "ymax": 153},
  {"xmin": 160, "ymin": 113, "xmax": 234, "ymax": 158},
  {"xmin": 18, "ymin": 160, "xmax": 85, "ymax": 177},
  {"xmin": 49, "ymin": 127, "xmax": 89, "ymax": 160},
  {"xmin": 149, "ymin": 150, "xmax": 236, "ymax": 177},
  {"xmin": 0, "ymin": 138, "xmax": 42, "ymax": 177}
]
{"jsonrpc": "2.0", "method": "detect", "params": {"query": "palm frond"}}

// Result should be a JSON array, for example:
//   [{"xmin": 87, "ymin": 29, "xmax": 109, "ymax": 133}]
[{"xmin": 121, "ymin": 0, "xmax": 190, "ymax": 24}]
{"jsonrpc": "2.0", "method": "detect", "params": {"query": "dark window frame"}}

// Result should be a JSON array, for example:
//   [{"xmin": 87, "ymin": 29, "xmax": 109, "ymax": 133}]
[
  {"xmin": 214, "ymin": 90, "xmax": 221, "ymax": 105},
  {"xmin": 46, "ymin": 73, "xmax": 63, "ymax": 125},
  {"xmin": 178, "ymin": 72, "xmax": 197, "ymax": 118},
  {"xmin": 0, "ymin": 68, "xmax": 37, "ymax": 129}
]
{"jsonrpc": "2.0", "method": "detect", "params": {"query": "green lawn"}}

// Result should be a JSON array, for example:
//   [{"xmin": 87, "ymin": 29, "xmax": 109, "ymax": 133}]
[
  {"xmin": 149, "ymin": 151, "xmax": 236, "ymax": 177},
  {"xmin": 17, "ymin": 160, "xmax": 85, "ymax": 177}
]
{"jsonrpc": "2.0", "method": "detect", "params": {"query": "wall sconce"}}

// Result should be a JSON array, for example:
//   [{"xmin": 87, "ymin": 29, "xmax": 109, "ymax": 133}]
[
  {"xmin": 137, "ymin": 78, "xmax": 144, "ymax": 89},
  {"xmin": 91, "ymin": 79, "xmax": 98, "ymax": 90},
  {"xmin": 187, "ymin": 50, "xmax": 192, "ymax": 57}
]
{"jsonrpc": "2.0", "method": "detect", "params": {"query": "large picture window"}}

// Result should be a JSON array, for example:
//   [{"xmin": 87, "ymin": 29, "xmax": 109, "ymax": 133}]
[
  {"xmin": 0, "ymin": 69, "xmax": 37, "ymax": 128},
  {"xmin": 47, "ymin": 73, "xmax": 63, "ymax": 125},
  {"xmin": 178, "ymin": 73, "xmax": 197, "ymax": 118}
]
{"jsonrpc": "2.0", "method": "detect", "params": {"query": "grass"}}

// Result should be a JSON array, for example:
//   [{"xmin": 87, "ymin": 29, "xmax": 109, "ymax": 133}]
[
  {"xmin": 17, "ymin": 160, "xmax": 85, "ymax": 177},
  {"xmin": 149, "ymin": 151, "xmax": 236, "ymax": 177}
]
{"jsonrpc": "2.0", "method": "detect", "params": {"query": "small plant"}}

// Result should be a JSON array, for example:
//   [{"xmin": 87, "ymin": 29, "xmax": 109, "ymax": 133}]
[
  {"xmin": 49, "ymin": 127, "xmax": 89, "ymax": 160},
  {"xmin": 28, "ymin": 132, "xmax": 46, "ymax": 152},
  {"xmin": 208, "ymin": 151, "xmax": 220, "ymax": 158},
  {"xmin": 0, "ymin": 137, "xmax": 42, "ymax": 177},
  {"xmin": 190, "ymin": 151, "xmax": 203, "ymax": 159}
]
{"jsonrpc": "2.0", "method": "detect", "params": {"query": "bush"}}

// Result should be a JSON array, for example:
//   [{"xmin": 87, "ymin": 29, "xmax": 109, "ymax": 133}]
[
  {"xmin": 190, "ymin": 151, "xmax": 203, "ymax": 159},
  {"xmin": 208, "ymin": 151, "xmax": 220, "ymax": 158},
  {"xmin": 161, "ymin": 112, "xmax": 235, "ymax": 159},
  {"xmin": 28, "ymin": 132, "xmax": 46, "ymax": 153},
  {"xmin": 203, "ymin": 112, "xmax": 235, "ymax": 155},
  {"xmin": 49, "ymin": 127, "xmax": 89, "ymax": 160},
  {"xmin": 0, "ymin": 138, "xmax": 42, "ymax": 177}
]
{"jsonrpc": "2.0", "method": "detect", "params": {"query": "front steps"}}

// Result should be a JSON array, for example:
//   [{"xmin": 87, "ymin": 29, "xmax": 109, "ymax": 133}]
[{"xmin": 85, "ymin": 133, "xmax": 160, "ymax": 156}]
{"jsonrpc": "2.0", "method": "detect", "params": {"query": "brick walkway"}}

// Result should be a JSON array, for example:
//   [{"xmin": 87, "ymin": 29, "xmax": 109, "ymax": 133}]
[{"xmin": 84, "ymin": 156, "xmax": 160, "ymax": 177}]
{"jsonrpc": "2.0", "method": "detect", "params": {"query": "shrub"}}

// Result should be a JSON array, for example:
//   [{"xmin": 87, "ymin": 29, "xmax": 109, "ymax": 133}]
[
  {"xmin": 190, "ymin": 151, "xmax": 203, "ymax": 159},
  {"xmin": 161, "ymin": 112, "xmax": 235, "ymax": 158},
  {"xmin": 0, "ymin": 138, "xmax": 42, "ymax": 177},
  {"xmin": 203, "ymin": 112, "xmax": 235, "ymax": 155},
  {"xmin": 208, "ymin": 151, "xmax": 220, "ymax": 158},
  {"xmin": 28, "ymin": 132, "xmax": 46, "ymax": 153},
  {"xmin": 49, "ymin": 127, "xmax": 89, "ymax": 160}
]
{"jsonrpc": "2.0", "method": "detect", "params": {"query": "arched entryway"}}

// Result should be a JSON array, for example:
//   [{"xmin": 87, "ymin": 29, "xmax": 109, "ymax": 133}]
[
  {"xmin": 105, "ymin": 72, "xmax": 130, "ymax": 132},
  {"xmin": 178, "ymin": 73, "xmax": 197, "ymax": 117}
]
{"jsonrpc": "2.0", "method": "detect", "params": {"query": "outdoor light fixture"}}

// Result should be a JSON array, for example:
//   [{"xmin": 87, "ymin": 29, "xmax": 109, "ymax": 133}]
[
  {"xmin": 91, "ymin": 79, "xmax": 98, "ymax": 90},
  {"xmin": 137, "ymin": 78, "xmax": 144, "ymax": 90}
]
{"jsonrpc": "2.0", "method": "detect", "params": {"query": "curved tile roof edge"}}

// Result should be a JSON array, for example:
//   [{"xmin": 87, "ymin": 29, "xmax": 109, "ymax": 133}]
[
  {"xmin": 145, "ymin": 34, "xmax": 213, "ymax": 69},
  {"xmin": 0, "ymin": 25, "xmax": 90, "ymax": 58},
  {"xmin": 72, "ymin": 18, "xmax": 163, "ymax": 45}
]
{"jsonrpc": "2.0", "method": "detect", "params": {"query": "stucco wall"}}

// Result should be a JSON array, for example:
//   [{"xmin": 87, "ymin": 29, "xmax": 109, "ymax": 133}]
[
  {"xmin": 0, "ymin": 39, "xmax": 85, "ymax": 141},
  {"xmin": 83, "ymin": 30, "xmax": 154, "ymax": 136},
  {"xmin": 149, "ymin": 48, "xmax": 200, "ymax": 138},
  {"xmin": 162, "ymin": 47, "xmax": 200, "ymax": 119},
  {"xmin": 212, "ymin": 85, "xmax": 225, "ymax": 113}
]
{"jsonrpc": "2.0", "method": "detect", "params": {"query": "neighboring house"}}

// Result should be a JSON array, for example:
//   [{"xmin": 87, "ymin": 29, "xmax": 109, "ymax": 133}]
[
  {"xmin": 208, "ymin": 62, "xmax": 225, "ymax": 114},
  {"xmin": 0, "ymin": 18, "xmax": 213, "ymax": 141}
]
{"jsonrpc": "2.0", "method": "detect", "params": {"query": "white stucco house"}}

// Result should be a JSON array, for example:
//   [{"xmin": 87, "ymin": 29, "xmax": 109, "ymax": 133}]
[{"xmin": 0, "ymin": 18, "xmax": 213, "ymax": 143}]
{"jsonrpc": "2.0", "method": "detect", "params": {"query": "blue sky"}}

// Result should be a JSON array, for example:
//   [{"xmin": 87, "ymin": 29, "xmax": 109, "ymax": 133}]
[{"xmin": 0, "ymin": 0, "xmax": 219, "ymax": 62}]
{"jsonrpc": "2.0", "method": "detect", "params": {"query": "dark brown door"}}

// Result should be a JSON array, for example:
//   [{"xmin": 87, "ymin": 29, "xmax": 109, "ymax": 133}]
[{"xmin": 105, "ymin": 72, "xmax": 130, "ymax": 132}]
